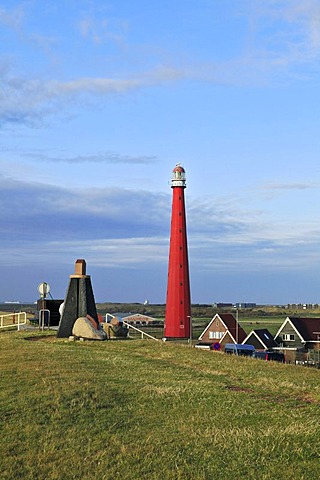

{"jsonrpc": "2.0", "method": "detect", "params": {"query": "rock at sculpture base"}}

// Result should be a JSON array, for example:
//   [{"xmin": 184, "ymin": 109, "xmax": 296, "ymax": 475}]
[
  {"xmin": 72, "ymin": 317, "xmax": 107, "ymax": 341},
  {"xmin": 103, "ymin": 317, "xmax": 129, "ymax": 339}
]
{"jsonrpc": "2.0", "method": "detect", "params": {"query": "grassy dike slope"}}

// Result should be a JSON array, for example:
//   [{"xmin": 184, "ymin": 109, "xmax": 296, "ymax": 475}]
[{"xmin": 1, "ymin": 332, "xmax": 319, "ymax": 480}]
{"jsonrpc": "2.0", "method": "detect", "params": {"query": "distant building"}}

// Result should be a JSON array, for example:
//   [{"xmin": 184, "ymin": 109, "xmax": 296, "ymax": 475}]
[
  {"xmin": 234, "ymin": 303, "xmax": 257, "ymax": 309},
  {"xmin": 212, "ymin": 302, "xmax": 257, "ymax": 309},
  {"xmin": 106, "ymin": 312, "xmax": 157, "ymax": 325},
  {"xmin": 286, "ymin": 304, "xmax": 319, "ymax": 310},
  {"xmin": 214, "ymin": 303, "xmax": 233, "ymax": 309}
]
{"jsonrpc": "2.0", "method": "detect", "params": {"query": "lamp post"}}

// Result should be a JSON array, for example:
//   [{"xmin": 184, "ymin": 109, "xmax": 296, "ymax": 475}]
[
  {"xmin": 38, "ymin": 282, "xmax": 50, "ymax": 331},
  {"xmin": 188, "ymin": 315, "xmax": 192, "ymax": 347},
  {"xmin": 236, "ymin": 308, "xmax": 239, "ymax": 344},
  {"xmin": 313, "ymin": 331, "xmax": 320, "ymax": 366}
]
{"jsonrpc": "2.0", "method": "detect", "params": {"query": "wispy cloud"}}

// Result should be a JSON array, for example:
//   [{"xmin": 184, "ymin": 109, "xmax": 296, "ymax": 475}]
[
  {"xmin": 22, "ymin": 150, "xmax": 157, "ymax": 165},
  {"xmin": 0, "ymin": 177, "xmax": 170, "ymax": 241},
  {"xmin": 241, "ymin": 0, "xmax": 320, "ymax": 78},
  {"xmin": 261, "ymin": 181, "xmax": 318, "ymax": 191},
  {"xmin": 0, "ymin": 4, "xmax": 24, "ymax": 29},
  {"xmin": 2, "ymin": 1, "xmax": 320, "ymax": 127},
  {"xmin": 0, "ymin": 65, "xmax": 189, "ymax": 126},
  {"xmin": 262, "ymin": 0, "xmax": 320, "ymax": 55},
  {"xmin": 190, "ymin": 221, "xmax": 320, "ymax": 272},
  {"xmin": 0, "ymin": 237, "xmax": 169, "ymax": 268},
  {"xmin": 0, "ymin": 176, "xmax": 171, "ymax": 270},
  {"xmin": 256, "ymin": 181, "xmax": 319, "ymax": 201},
  {"xmin": 1, "ymin": 176, "xmax": 320, "ymax": 274},
  {"xmin": 78, "ymin": 15, "xmax": 128, "ymax": 46},
  {"xmin": 0, "ymin": 4, "xmax": 57, "ymax": 53}
]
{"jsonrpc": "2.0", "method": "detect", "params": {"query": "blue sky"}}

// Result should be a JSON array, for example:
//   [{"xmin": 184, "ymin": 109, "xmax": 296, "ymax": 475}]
[{"xmin": 1, "ymin": 0, "xmax": 320, "ymax": 304}]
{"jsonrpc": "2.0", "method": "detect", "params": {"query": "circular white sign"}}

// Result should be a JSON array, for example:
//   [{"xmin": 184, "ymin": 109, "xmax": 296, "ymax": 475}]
[{"xmin": 38, "ymin": 282, "xmax": 50, "ymax": 296}]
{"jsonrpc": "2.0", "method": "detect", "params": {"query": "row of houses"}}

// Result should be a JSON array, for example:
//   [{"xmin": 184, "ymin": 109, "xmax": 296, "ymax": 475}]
[
  {"xmin": 105, "ymin": 311, "xmax": 320, "ymax": 364},
  {"xmin": 197, "ymin": 313, "xmax": 320, "ymax": 364}
]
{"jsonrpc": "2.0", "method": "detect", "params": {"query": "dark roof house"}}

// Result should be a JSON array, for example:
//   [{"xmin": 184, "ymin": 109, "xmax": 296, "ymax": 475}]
[
  {"xmin": 198, "ymin": 313, "xmax": 247, "ymax": 347},
  {"xmin": 242, "ymin": 328, "xmax": 278, "ymax": 350},
  {"xmin": 274, "ymin": 317, "xmax": 320, "ymax": 350},
  {"xmin": 273, "ymin": 317, "xmax": 320, "ymax": 363}
]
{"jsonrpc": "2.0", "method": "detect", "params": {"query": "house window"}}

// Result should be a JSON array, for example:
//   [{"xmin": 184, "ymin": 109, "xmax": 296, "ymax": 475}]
[
  {"xmin": 282, "ymin": 333, "xmax": 295, "ymax": 341},
  {"xmin": 209, "ymin": 331, "xmax": 224, "ymax": 339}
]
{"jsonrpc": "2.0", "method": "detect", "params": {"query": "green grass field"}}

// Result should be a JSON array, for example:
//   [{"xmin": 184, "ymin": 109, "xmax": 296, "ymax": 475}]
[
  {"xmin": 239, "ymin": 317, "xmax": 284, "ymax": 336},
  {"xmin": 1, "ymin": 331, "xmax": 319, "ymax": 480}
]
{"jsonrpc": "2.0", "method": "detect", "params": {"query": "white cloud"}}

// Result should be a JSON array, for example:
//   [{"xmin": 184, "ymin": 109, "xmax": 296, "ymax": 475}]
[
  {"xmin": 78, "ymin": 15, "xmax": 126, "ymax": 45},
  {"xmin": 0, "ymin": 5, "xmax": 24, "ymax": 29}
]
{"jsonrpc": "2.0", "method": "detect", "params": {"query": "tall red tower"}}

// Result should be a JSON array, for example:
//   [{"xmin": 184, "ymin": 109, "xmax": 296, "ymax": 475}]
[{"xmin": 164, "ymin": 164, "xmax": 191, "ymax": 339}]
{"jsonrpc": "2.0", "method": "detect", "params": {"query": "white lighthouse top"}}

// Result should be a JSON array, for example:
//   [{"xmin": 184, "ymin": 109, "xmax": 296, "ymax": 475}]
[{"xmin": 171, "ymin": 164, "xmax": 186, "ymax": 188}]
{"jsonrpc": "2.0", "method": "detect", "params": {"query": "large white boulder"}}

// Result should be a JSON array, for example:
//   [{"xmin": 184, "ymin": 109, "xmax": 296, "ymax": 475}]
[{"xmin": 72, "ymin": 316, "xmax": 107, "ymax": 341}]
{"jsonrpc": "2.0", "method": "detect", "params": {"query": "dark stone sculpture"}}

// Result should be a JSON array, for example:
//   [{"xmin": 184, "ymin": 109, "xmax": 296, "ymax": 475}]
[{"xmin": 57, "ymin": 259, "xmax": 100, "ymax": 338}]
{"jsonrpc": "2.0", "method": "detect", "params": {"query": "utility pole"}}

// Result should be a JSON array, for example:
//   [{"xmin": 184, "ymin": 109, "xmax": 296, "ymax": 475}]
[{"xmin": 313, "ymin": 332, "xmax": 320, "ymax": 366}]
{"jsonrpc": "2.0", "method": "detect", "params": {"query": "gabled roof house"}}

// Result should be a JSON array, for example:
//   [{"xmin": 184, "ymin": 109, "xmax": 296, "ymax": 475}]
[
  {"xmin": 242, "ymin": 328, "xmax": 278, "ymax": 350},
  {"xmin": 122, "ymin": 313, "xmax": 157, "ymax": 325},
  {"xmin": 106, "ymin": 313, "xmax": 157, "ymax": 325},
  {"xmin": 198, "ymin": 313, "xmax": 247, "ymax": 347},
  {"xmin": 274, "ymin": 317, "xmax": 320, "ymax": 353}
]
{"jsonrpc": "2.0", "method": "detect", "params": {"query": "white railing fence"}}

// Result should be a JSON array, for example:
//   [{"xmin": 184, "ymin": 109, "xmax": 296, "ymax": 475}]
[
  {"xmin": 122, "ymin": 320, "xmax": 160, "ymax": 341},
  {"xmin": 0, "ymin": 312, "xmax": 27, "ymax": 330}
]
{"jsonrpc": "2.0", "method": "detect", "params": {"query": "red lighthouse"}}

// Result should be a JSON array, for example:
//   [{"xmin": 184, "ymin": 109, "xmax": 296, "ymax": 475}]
[{"xmin": 164, "ymin": 164, "xmax": 191, "ymax": 339}]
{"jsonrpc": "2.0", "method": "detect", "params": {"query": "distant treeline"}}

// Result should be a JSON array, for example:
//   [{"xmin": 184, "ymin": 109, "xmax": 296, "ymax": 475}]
[
  {"xmin": 2, "ymin": 302, "xmax": 319, "ymax": 320},
  {"xmin": 96, "ymin": 303, "xmax": 216, "ymax": 318},
  {"xmin": 96, "ymin": 303, "xmax": 320, "ymax": 319}
]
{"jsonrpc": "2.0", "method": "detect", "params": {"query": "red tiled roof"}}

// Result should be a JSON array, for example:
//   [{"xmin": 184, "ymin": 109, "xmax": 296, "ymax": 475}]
[{"xmin": 219, "ymin": 313, "xmax": 247, "ymax": 343}]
